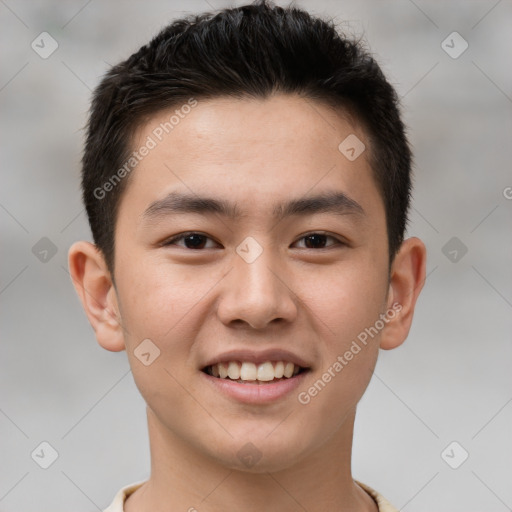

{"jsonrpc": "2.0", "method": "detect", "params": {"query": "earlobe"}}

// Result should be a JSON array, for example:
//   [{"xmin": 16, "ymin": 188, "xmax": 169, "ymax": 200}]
[
  {"xmin": 380, "ymin": 237, "xmax": 427, "ymax": 350},
  {"xmin": 68, "ymin": 241, "xmax": 126, "ymax": 352}
]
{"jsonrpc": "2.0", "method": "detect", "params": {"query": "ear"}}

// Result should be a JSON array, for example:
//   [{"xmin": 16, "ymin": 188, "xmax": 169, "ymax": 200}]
[
  {"xmin": 380, "ymin": 237, "xmax": 427, "ymax": 350},
  {"xmin": 68, "ymin": 241, "xmax": 125, "ymax": 352}
]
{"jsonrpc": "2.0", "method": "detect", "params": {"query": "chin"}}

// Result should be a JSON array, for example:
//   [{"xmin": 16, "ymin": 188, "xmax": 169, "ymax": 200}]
[{"xmin": 210, "ymin": 434, "xmax": 311, "ymax": 474}]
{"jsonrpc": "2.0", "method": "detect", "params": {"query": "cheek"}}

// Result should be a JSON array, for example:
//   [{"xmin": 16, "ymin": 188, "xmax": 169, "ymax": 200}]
[
  {"xmin": 303, "ymin": 259, "xmax": 388, "ymax": 347},
  {"xmin": 116, "ymin": 267, "xmax": 202, "ymax": 420},
  {"xmin": 296, "ymin": 266, "xmax": 385, "ymax": 405},
  {"xmin": 115, "ymin": 266, "xmax": 203, "ymax": 403},
  {"xmin": 295, "ymin": 258, "xmax": 386, "ymax": 411},
  {"xmin": 116, "ymin": 262, "xmax": 208, "ymax": 341}
]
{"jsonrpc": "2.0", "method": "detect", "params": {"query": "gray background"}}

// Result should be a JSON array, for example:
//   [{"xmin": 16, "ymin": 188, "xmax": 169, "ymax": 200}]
[{"xmin": 1, "ymin": 1, "xmax": 511, "ymax": 511}]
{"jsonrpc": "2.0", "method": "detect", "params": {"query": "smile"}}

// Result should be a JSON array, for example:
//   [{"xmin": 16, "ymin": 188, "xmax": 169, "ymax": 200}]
[
  {"xmin": 201, "ymin": 359, "xmax": 310, "ymax": 403},
  {"xmin": 203, "ymin": 360, "xmax": 306, "ymax": 384}
]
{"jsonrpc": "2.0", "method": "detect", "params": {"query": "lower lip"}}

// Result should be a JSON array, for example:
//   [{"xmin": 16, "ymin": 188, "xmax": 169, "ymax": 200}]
[{"xmin": 201, "ymin": 370, "xmax": 309, "ymax": 404}]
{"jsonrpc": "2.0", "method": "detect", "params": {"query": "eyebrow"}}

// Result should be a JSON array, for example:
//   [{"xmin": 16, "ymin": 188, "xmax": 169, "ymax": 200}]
[{"xmin": 141, "ymin": 190, "xmax": 365, "ymax": 223}]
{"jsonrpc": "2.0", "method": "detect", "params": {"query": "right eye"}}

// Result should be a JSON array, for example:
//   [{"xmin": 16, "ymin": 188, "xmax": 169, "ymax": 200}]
[{"xmin": 162, "ymin": 232, "xmax": 220, "ymax": 250}]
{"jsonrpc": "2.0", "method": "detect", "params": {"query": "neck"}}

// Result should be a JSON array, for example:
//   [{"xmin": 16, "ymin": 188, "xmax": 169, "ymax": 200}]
[{"xmin": 125, "ymin": 406, "xmax": 378, "ymax": 512}]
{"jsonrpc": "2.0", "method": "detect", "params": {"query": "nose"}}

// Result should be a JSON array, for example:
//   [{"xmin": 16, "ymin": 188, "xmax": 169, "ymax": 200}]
[{"xmin": 216, "ymin": 244, "xmax": 298, "ymax": 330}]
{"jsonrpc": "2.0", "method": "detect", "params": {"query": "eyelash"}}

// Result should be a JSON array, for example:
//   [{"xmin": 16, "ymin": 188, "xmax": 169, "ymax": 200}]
[{"xmin": 162, "ymin": 231, "xmax": 345, "ymax": 250}]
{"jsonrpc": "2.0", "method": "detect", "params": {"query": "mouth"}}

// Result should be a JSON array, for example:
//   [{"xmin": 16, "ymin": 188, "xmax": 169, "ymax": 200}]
[{"xmin": 202, "ymin": 360, "xmax": 309, "ymax": 385}]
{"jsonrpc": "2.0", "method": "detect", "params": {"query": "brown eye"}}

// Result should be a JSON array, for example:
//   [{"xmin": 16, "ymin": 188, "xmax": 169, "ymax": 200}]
[
  {"xmin": 163, "ymin": 232, "xmax": 218, "ymax": 249},
  {"xmin": 294, "ymin": 233, "xmax": 343, "ymax": 249}
]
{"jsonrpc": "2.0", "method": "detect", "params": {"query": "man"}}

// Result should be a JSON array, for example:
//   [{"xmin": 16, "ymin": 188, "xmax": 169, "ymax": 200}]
[{"xmin": 68, "ymin": 2, "xmax": 426, "ymax": 510}]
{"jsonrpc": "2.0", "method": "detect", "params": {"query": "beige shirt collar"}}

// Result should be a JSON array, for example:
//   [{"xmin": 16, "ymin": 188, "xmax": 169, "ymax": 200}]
[{"xmin": 103, "ymin": 479, "xmax": 399, "ymax": 512}]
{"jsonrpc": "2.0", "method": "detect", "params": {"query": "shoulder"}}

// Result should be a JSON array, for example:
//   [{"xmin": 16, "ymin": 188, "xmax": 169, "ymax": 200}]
[
  {"xmin": 103, "ymin": 480, "xmax": 147, "ymax": 512},
  {"xmin": 356, "ymin": 481, "xmax": 400, "ymax": 512}
]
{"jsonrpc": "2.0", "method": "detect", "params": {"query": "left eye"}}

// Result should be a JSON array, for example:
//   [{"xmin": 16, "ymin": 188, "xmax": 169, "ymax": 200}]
[
  {"xmin": 163, "ymin": 232, "xmax": 343, "ymax": 250},
  {"xmin": 293, "ymin": 233, "xmax": 342, "ymax": 249}
]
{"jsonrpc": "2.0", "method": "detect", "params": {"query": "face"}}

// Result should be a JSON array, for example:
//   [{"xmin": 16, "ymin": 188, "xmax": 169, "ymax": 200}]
[{"xmin": 108, "ymin": 94, "xmax": 393, "ymax": 471}]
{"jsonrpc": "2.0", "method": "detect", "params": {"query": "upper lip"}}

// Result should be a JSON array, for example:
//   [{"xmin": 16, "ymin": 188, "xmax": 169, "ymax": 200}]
[{"xmin": 201, "ymin": 348, "xmax": 311, "ymax": 370}]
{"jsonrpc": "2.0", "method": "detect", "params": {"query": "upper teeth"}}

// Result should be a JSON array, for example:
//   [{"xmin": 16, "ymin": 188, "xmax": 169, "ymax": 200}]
[{"xmin": 209, "ymin": 361, "xmax": 300, "ymax": 381}]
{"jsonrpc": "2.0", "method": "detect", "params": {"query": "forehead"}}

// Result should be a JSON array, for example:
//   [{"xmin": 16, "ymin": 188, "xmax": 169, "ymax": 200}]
[{"xmin": 119, "ymin": 94, "xmax": 383, "ymax": 224}]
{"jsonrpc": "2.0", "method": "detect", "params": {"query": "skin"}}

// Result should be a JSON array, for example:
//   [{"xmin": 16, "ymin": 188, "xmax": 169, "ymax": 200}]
[{"xmin": 69, "ymin": 94, "xmax": 426, "ymax": 512}]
